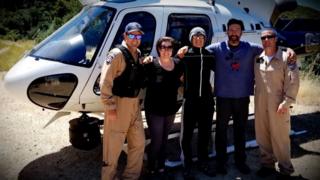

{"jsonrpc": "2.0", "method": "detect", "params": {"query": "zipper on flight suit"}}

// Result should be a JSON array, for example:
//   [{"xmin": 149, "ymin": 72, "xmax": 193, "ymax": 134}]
[{"xmin": 199, "ymin": 48, "xmax": 203, "ymax": 97}]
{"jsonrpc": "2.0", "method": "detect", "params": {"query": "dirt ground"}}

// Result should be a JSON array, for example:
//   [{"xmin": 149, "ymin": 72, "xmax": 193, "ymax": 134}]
[{"xmin": 0, "ymin": 71, "xmax": 319, "ymax": 180}]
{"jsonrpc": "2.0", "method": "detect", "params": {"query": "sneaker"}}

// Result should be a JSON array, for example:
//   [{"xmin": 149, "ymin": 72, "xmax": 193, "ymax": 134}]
[
  {"xmin": 256, "ymin": 167, "xmax": 277, "ymax": 177},
  {"xmin": 198, "ymin": 163, "xmax": 216, "ymax": 177},
  {"xmin": 235, "ymin": 163, "xmax": 251, "ymax": 174},
  {"xmin": 216, "ymin": 164, "xmax": 228, "ymax": 175}
]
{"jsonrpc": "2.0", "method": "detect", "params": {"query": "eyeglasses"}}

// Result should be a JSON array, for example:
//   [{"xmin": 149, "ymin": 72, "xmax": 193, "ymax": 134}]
[
  {"xmin": 127, "ymin": 34, "xmax": 142, "ymax": 40},
  {"xmin": 193, "ymin": 35, "xmax": 205, "ymax": 40},
  {"xmin": 261, "ymin": 35, "xmax": 275, "ymax": 40},
  {"xmin": 159, "ymin": 45, "xmax": 173, "ymax": 50}
]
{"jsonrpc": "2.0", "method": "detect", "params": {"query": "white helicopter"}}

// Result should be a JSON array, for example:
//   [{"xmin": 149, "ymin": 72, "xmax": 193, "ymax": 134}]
[{"xmin": 4, "ymin": 0, "xmax": 297, "ymax": 150}]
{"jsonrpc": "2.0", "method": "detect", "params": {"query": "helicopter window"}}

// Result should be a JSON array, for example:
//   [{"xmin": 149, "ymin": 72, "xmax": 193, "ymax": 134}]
[
  {"xmin": 93, "ymin": 74, "xmax": 101, "ymax": 95},
  {"xmin": 166, "ymin": 13, "xmax": 213, "ymax": 50},
  {"xmin": 30, "ymin": 6, "xmax": 116, "ymax": 67},
  {"xmin": 255, "ymin": 23, "xmax": 261, "ymax": 30},
  {"xmin": 110, "ymin": 11, "xmax": 156, "ymax": 57},
  {"xmin": 250, "ymin": 24, "xmax": 254, "ymax": 30},
  {"xmin": 222, "ymin": 24, "xmax": 227, "ymax": 32}
]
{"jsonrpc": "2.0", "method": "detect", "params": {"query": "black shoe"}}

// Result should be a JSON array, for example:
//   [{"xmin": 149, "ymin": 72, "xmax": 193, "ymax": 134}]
[
  {"xmin": 276, "ymin": 173, "xmax": 293, "ymax": 180},
  {"xmin": 235, "ymin": 163, "xmax": 251, "ymax": 174},
  {"xmin": 183, "ymin": 168, "xmax": 195, "ymax": 180},
  {"xmin": 144, "ymin": 169, "xmax": 157, "ymax": 179},
  {"xmin": 156, "ymin": 170, "xmax": 167, "ymax": 180},
  {"xmin": 216, "ymin": 164, "xmax": 227, "ymax": 175},
  {"xmin": 198, "ymin": 163, "xmax": 216, "ymax": 177},
  {"xmin": 256, "ymin": 167, "xmax": 277, "ymax": 177}
]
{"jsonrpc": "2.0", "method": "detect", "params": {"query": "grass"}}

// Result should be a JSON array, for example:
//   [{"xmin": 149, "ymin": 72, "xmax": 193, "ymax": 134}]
[
  {"xmin": 0, "ymin": 40, "xmax": 35, "ymax": 71},
  {"xmin": 296, "ymin": 53, "xmax": 320, "ymax": 106},
  {"xmin": 297, "ymin": 73, "xmax": 320, "ymax": 106}
]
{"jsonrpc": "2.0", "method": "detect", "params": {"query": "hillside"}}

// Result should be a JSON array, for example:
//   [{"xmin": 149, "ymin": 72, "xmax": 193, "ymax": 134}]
[
  {"xmin": 279, "ymin": 5, "xmax": 320, "ymax": 19},
  {"xmin": 0, "ymin": 0, "xmax": 81, "ymax": 42}
]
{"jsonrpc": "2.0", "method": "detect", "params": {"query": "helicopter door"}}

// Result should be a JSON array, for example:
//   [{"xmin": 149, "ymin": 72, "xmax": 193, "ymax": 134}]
[
  {"xmin": 78, "ymin": 7, "xmax": 162, "ymax": 112},
  {"xmin": 163, "ymin": 7, "xmax": 214, "ymax": 49}
]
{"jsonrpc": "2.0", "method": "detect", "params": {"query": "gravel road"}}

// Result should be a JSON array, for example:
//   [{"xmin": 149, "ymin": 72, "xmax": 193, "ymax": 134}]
[{"xmin": 0, "ymin": 71, "xmax": 319, "ymax": 180}]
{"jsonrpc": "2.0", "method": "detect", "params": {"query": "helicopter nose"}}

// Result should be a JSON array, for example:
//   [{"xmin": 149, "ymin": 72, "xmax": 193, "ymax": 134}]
[
  {"xmin": 4, "ymin": 56, "xmax": 79, "ymax": 110},
  {"xmin": 4, "ymin": 58, "xmax": 33, "ymax": 103}
]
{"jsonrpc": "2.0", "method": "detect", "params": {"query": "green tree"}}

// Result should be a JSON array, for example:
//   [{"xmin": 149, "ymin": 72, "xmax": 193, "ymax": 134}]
[{"xmin": 0, "ymin": 0, "xmax": 82, "ymax": 41}]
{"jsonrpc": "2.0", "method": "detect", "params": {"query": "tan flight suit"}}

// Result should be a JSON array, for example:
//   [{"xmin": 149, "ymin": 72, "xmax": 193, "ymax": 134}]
[
  {"xmin": 254, "ymin": 49, "xmax": 299, "ymax": 175},
  {"xmin": 100, "ymin": 43, "xmax": 145, "ymax": 180}
]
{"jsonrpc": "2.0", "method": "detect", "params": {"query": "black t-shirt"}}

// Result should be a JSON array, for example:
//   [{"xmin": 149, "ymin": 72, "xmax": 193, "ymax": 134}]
[{"xmin": 144, "ymin": 57, "xmax": 183, "ymax": 116}]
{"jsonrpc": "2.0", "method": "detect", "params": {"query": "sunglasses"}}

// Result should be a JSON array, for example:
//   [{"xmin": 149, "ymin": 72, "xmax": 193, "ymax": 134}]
[
  {"xmin": 261, "ymin": 35, "xmax": 275, "ymax": 40},
  {"xmin": 127, "ymin": 34, "xmax": 142, "ymax": 40},
  {"xmin": 159, "ymin": 45, "xmax": 173, "ymax": 50}
]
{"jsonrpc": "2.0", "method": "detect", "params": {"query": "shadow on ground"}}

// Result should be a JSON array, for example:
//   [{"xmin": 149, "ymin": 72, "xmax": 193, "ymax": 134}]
[
  {"xmin": 18, "ymin": 111, "xmax": 320, "ymax": 180},
  {"xmin": 18, "ymin": 145, "xmax": 102, "ymax": 180},
  {"xmin": 290, "ymin": 111, "xmax": 320, "ymax": 158}
]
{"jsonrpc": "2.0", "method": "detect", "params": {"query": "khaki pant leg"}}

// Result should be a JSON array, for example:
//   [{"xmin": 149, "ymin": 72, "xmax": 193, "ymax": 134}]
[
  {"xmin": 102, "ymin": 97, "xmax": 132, "ymax": 180},
  {"xmin": 268, "ymin": 98, "xmax": 294, "ymax": 174},
  {"xmin": 122, "ymin": 99, "xmax": 145, "ymax": 180},
  {"xmin": 255, "ymin": 93, "xmax": 276, "ymax": 168}
]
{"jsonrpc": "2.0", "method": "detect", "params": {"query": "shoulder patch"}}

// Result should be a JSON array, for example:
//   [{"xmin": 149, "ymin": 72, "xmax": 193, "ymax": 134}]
[
  {"xmin": 105, "ymin": 52, "xmax": 115, "ymax": 65},
  {"xmin": 256, "ymin": 56, "xmax": 264, "ymax": 64},
  {"xmin": 105, "ymin": 49, "xmax": 121, "ymax": 65}
]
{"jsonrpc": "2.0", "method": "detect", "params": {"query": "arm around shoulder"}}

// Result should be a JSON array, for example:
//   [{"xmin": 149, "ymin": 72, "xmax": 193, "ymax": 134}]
[
  {"xmin": 282, "ymin": 52, "xmax": 300, "ymax": 107},
  {"xmin": 176, "ymin": 46, "xmax": 189, "ymax": 59}
]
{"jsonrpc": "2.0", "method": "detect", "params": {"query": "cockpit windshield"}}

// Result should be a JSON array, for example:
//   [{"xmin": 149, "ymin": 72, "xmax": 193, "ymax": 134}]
[{"xmin": 30, "ymin": 6, "xmax": 116, "ymax": 67}]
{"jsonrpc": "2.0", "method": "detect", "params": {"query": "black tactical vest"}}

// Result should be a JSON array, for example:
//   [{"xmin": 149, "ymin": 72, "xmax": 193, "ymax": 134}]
[{"xmin": 112, "ymin": 45, "xmax": 144, "ymax": 98}]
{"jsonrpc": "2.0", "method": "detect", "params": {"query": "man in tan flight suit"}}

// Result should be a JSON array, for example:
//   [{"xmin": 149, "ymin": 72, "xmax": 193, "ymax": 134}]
[
  {"xmin": 100, "ymin": 22, "xmax": 145, "ymax": 180},
  {"xmin": 254, "ymin": 28, "xmax": 299, "ymax": 179}
]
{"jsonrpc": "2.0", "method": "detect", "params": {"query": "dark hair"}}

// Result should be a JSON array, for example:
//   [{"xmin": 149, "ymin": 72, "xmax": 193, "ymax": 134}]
[
  {"xmin": 227, "ymin": 18, "xmax": 244, "ymax": 31},
  {"xmin": 156, "ymin": 36, "xmax": 175, "ymax": 56}
]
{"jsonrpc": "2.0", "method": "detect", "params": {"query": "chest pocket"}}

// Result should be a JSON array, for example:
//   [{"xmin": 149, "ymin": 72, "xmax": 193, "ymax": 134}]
[
  {"xmin": 266, "ymin": 60, "xmax": 286, "ymax": 86},
  {"xmin": 268, "ymin": 60, "xmax": 284, "ymax": 72}
]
